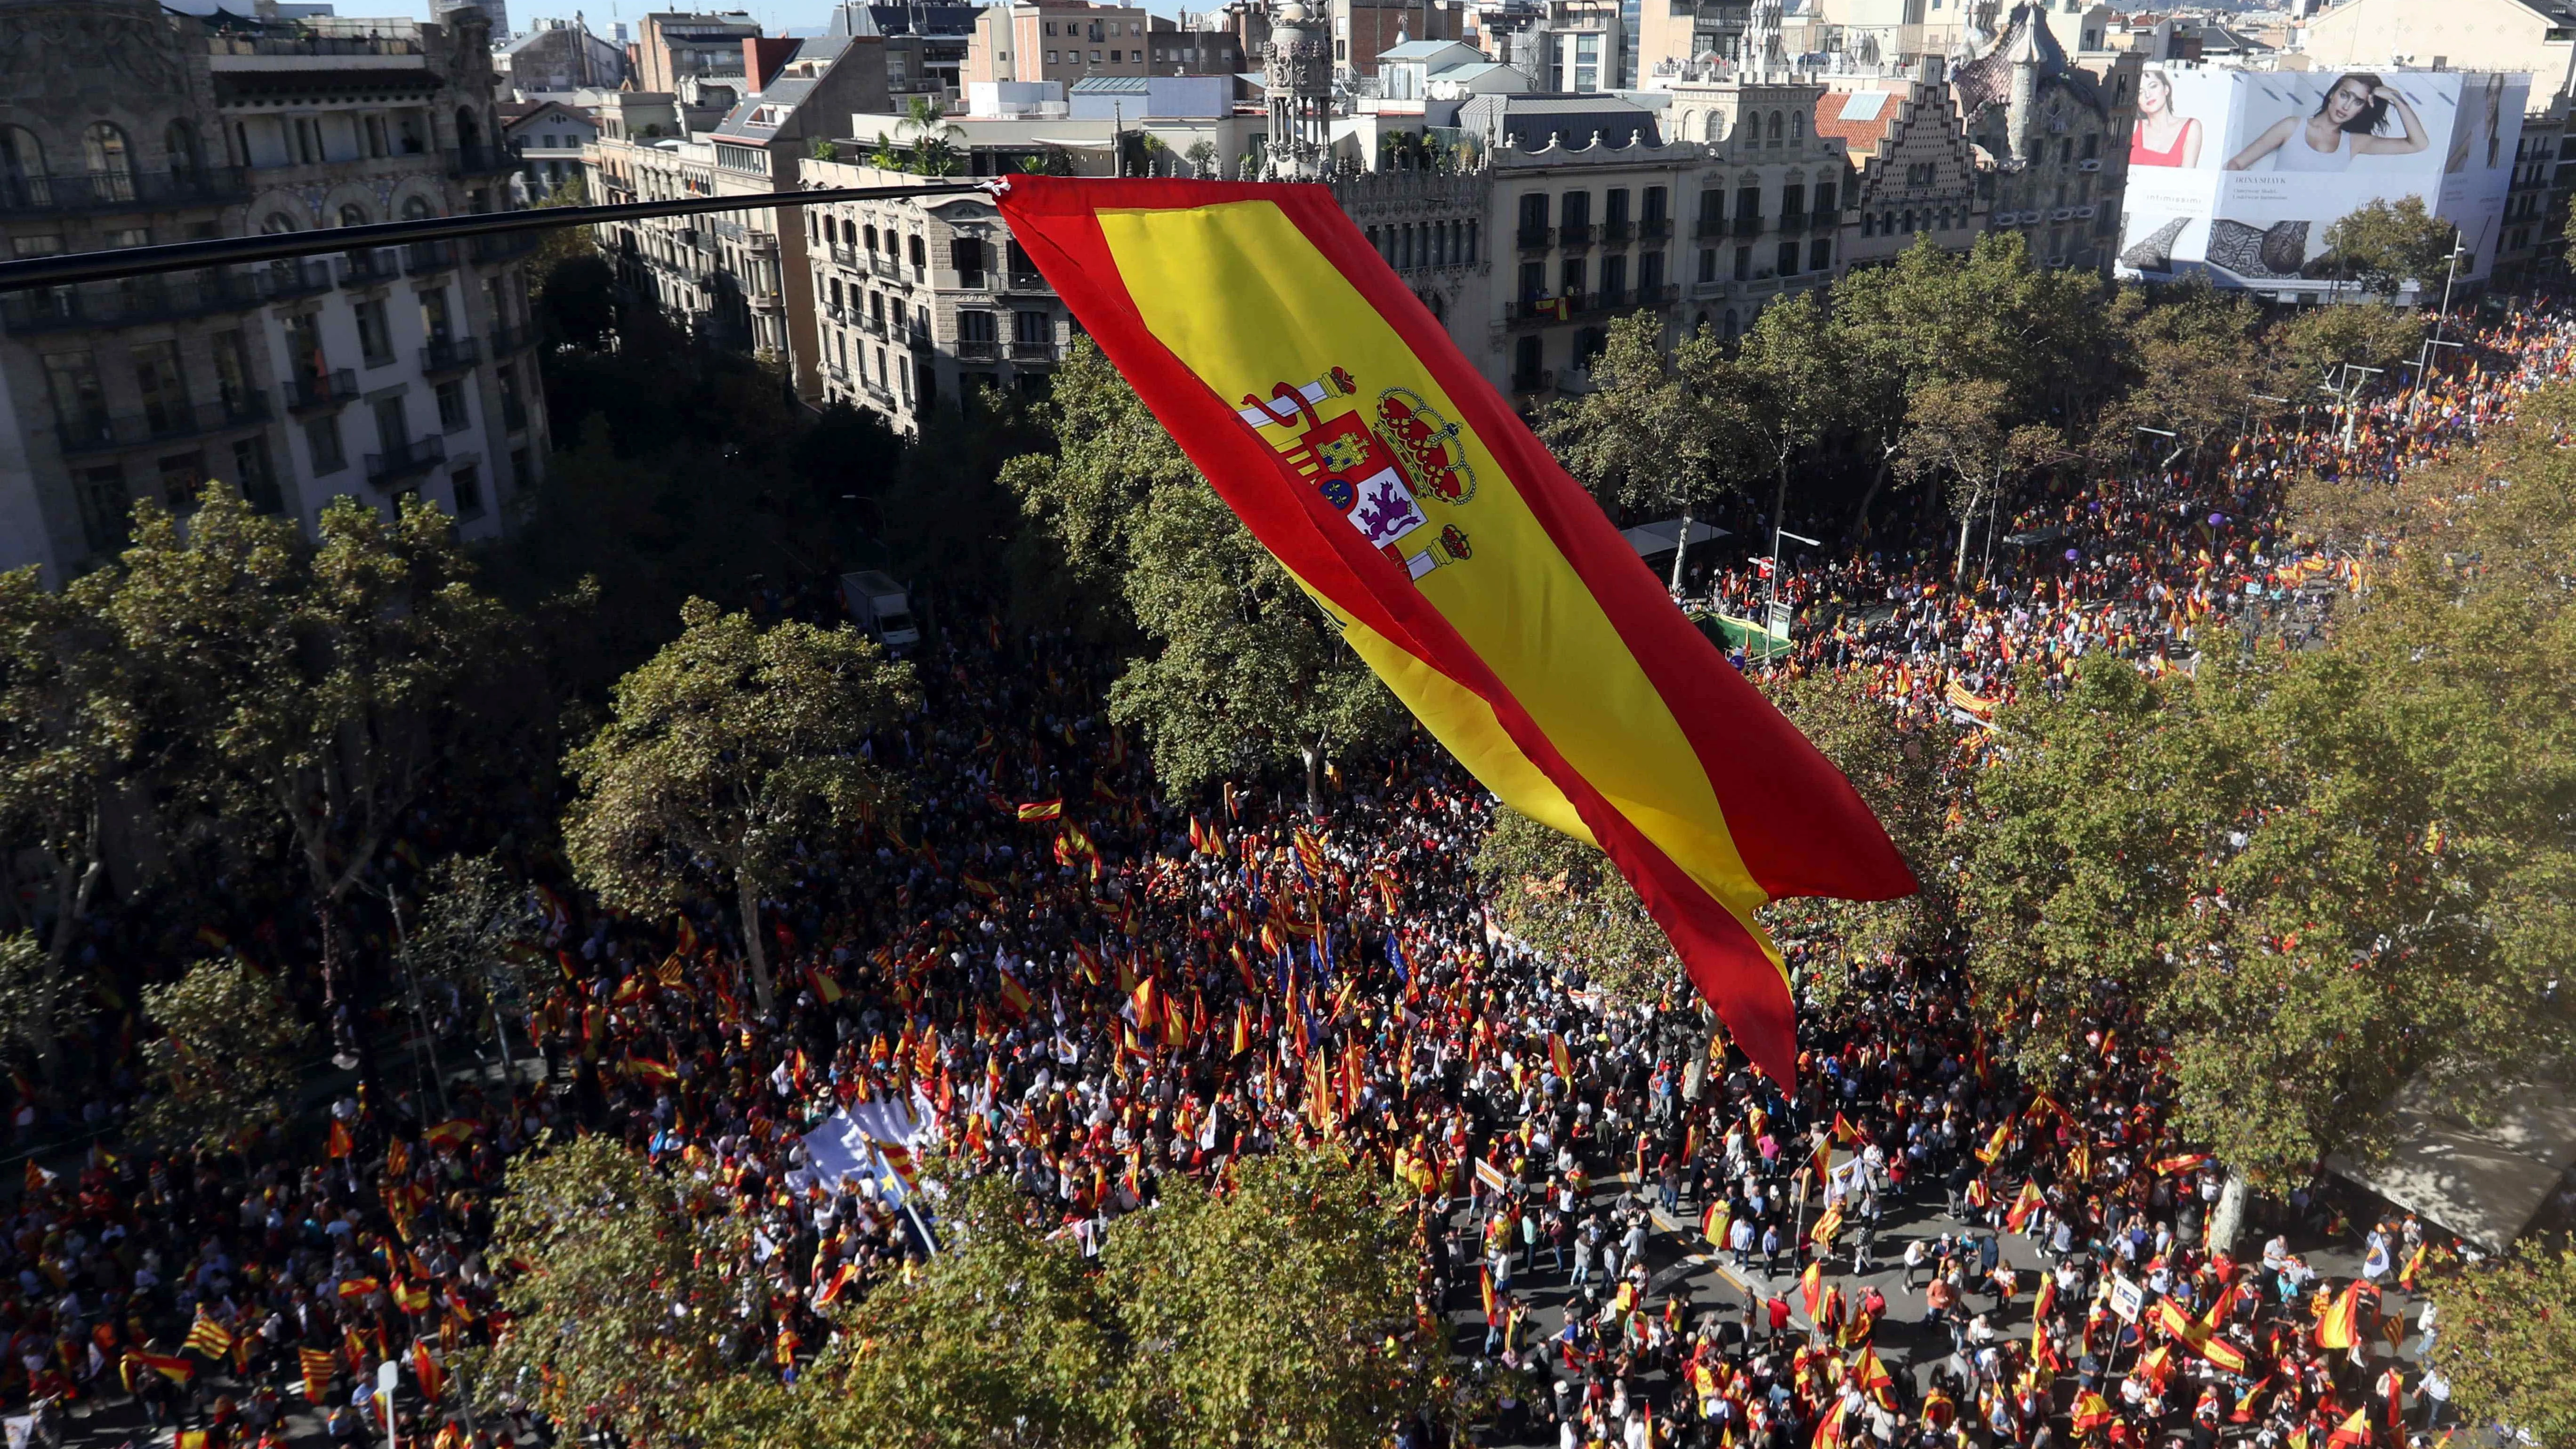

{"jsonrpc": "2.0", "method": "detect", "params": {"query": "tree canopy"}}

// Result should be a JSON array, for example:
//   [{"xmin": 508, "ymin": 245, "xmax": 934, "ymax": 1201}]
[{"xmin": 563, "ymin": 599, "xmax": 918, "ymax": 1011}]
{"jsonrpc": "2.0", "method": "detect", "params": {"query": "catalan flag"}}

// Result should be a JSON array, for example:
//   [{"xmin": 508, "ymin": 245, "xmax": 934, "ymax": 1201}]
[
  {"xmin": 299, "ymin": 1347, "xmax": 337, "ymax": 1403},
  {"xmin": 183, "ymin": 1313, "xmax": 233, "ymax": 1359},
  {"xmin": 995, "ymin": 177, "xmax": 1915, "ymax": 1084},
  {"xmin": 1810, "ymin": 1203, "xmax": 1844, "ymax": 1248}
]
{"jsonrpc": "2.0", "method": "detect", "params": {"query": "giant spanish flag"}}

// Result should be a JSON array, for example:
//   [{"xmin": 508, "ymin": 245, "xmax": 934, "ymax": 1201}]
[{"xmin": 995, "ymin": 177, "xmax": 1913, "ymax": 1084}]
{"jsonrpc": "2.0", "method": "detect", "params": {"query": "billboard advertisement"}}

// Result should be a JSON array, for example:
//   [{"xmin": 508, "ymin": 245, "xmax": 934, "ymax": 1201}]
[{"xmin": 2114, "ymin": 68, "xmax": 2527, "ymax": 298}]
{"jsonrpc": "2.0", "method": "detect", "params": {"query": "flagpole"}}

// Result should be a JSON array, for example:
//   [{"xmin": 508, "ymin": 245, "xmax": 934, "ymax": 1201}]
[{"xmin": 875, "ymin": 1143, "xmax": 942, "ymax": 1257}]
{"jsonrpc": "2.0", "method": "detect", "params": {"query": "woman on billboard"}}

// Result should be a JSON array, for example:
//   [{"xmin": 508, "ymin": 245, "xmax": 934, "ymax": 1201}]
[
  {"xmin": 2130, "ymin": 70, "xmax": 2204, "ymax": 167},
  {"xmin": 2227, "ymin": 72, "xmax": 2428, "ymax": 171}
]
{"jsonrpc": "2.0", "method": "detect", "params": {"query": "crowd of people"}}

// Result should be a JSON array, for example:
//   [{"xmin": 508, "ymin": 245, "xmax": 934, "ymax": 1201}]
[{"xmin": 4, "ymin": 302, "xmax": 2573, "ymax": 1449}]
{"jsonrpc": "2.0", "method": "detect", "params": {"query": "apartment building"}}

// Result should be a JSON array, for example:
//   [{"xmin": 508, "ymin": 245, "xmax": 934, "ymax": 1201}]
[
  {"xmin": 1329, "ymin": 0, "xmax": 1469, "ymax": 78},
  {"xmin": 587, "ymin": 28, "xmax": 888, "ymax": 397},
  {"xmin": 797, "ymin": 159, "xmax": 1075, "ymax": 430},
  {"xmin": 1952, "ymin": 6, "xmax": 2137, "ymax": 271},
  {"xmin": 1816, "ymin": 57, "xmax": 1988, "ymax": 267},
  {"xmin": 966, "ymin": 2, "xmax": 1167, "ymax": 85},
  {"xmin": 503, "ymin": 98, "xmax": 599, "ymax": 199},
  {"xmin": 0, "ymin": 0, "xmax": 546, "ymax": 582},
  {"xmin": 634, "ymin": 10, "xmax": 761, "ymax": 94}
]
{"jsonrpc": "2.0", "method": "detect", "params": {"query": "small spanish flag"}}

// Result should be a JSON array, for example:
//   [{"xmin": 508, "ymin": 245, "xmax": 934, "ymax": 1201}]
[
  {"xmin": 2326, "ymin": 1409, "xmax": 2371, "ymax": 1449},
  {"xmin": 424, "ymin": 1118, "xmax": 477, "ymax": 1150},
  {"xmin": 816, "ymin": 1259, "xmax": 861, "ymax": 1306},
  {"xmin": 1547, "ymin": 1032, "xmax": 1574, "ymax": 1082},
  {"xmin": 1976, "ymin": 1122, "xmax": 2011, "ymax": 1165},
  {"xmin": 136, "ymin": 1350, "xmax": 194, "ymax": 1385},
  {"xmin": 995, "ymin": 177, "xmax": 1914, "ymax": 1086},
  {"xmin": 996, "ymin": 968, "xmax": 1035, "ymax": 1017},
  {"xmin": 327, "ymin": 1119, "xmax": 354, "ymax": 1159},
  {"xmin": 2316, "ymin": 1280, "xmax": 2362, "ymax": 1350},
  {"xmin": 2005, "ymin": 1179, "xmax": 2046, "ymax": 1234},
  {"xmin": 1016, "ymin": 798, "xmax": 1063, "ymax": 822},
  {"xmin": 412, "ymin": 1340, "xmax": 445, "ymax": 1403}
]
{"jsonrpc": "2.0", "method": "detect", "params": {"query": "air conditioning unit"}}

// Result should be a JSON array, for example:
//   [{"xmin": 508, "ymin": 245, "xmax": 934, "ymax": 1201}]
[{"xmin": 2077, "ymin": 158, "xmax": 2101, "ymax": 172}]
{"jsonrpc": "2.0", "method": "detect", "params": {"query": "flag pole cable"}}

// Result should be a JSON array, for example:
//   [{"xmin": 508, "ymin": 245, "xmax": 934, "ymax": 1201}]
[{"xmin": 0, "ymin": 181, "xmax": 991, "ymax": 291}]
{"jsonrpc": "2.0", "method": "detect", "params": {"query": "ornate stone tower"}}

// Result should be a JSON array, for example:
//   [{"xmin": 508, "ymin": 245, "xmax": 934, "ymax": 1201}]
[{"xmin": 1264, "ymin": 0, "xmax": 1330, "ymax": 177}]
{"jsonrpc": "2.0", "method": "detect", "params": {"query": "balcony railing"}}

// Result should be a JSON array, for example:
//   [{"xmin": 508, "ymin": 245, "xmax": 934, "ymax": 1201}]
[
  {"xmin": 1508, "ymin": 369, "xmax": 1554, "ymax": 394},
  {"xmin": 0, "ymin": 166, "xmax": 249, "ymax": 215},
  {"xmin": 1640, "ymin": 217, "xmax": 1673, "ymax": 240},
  {"xmin": 1733, "ymin": 214, "xmax": 1765, "ymax": 237},
  {"xmin": 1516, "ymin": 225, "xmax": 1553, "ymax": 250},
  {"xmin": 488, "ymin": 322, "xmax": 538, "ymax": 354},
  {"xmin": 1694, "ymin": 217, "xmax": 1727, "ymax": 238},
  {"xmin": 55, "ymin": 391, "xmax": 269, "ymax": 457},
  {"xmin": 1558, "ymin": 221, "xmax": 1595, "ymax": 246},
  {"xmin": 1602, "ymin": 219, "xmax": 1632, "ymax": 244},
  {"xmin": 450, "ymin": 144, "xmax": 522, "ymax": 177},
  {"xmin": 470, "ymin": 231, "xmax": 539, "ymax": 263},
  {"xmin": 338, "ymin": 249, "xmax": 401, "ymax": 287},
  {"xmin": 1004, "ymin": 269, "xmax": 1051, "ymax": 293},
  {"xmin": 420, "ymin": 337, "xmax": 481, "ymax": 373},
  {"xmin": 402, "ymin": 240, "xmax": 455, "ymax": 275},
  {"xmin": 0, "ymin": 269, "xmax": 266, "ymax": 334},
  {"xmin": 1775, "ymin": 210, "xmax": 1809, "ymax": 233},
  {"xmin": 264, "ymin": 258, "xmax": 335, "ymax": 300},
  {"xmin": 1010, "ymin": 339, "xmax": 1058, "ymax": 362},
  {"xmin": 869, "ymin": 254, "xmax": 904, "ymax": 280},
  {"xmin": 829, "ymin": 243, "xmax": 856, "ymax": 267},
  {"xmin": 861, "ymin": 314, "xmax": 887, "ymax": 338},
  {"xmin": 956, "ymin": 338, "xmax": 999, "ymax": 361},
  {"xmin": 285, "ymin": 369, "xmax": 358, "ymax": 412},
  {"xmin": 366, "ymin": 435, "xmax": 446, "ymax": 486}
]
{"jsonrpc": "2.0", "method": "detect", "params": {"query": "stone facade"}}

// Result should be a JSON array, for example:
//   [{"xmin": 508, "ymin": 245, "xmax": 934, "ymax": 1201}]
[{"xmin": 0, "ymin": 0, "xmax": 547, "ymax": 582}]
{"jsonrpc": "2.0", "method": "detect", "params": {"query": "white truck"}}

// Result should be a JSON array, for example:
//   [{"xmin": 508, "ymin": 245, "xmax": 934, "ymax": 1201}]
[{"xmin": 839, "ymin": 570, "xmax": 920, "ymax": 649}]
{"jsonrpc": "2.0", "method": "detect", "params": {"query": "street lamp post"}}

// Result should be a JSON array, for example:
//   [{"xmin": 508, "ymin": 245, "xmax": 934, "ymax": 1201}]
[{"xmin": 1764, "ymin": 524, "xmax": 1820, "ymax": 661}]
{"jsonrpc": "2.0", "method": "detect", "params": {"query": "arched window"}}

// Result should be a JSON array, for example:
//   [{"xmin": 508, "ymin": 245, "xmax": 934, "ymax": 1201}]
[
  {"xmin": 1766, "ymin": 112, "xmax": 1783, "ymax": 144},
  {"xmin": 262, "ymin": 211, "xmax": 299, "ymax": 233},
  {"xmin": 0, "ymin": 127, "xmax": 42, "ymax": 206},
  {"xmin": 1703, "ymin": 111, "xmax": 1724, "ymax": 143},
  {"xmin": 83, "ymin": 123, "xmax": 134, "ymax": 201},
  {"xmin": 164, "ymin": 121, "xmax": 202, "ymax": 177},
  {"xmin": 456, "ymin": 106, "xmax": 483, "ymax": 150},
  {"xmin": 1791, "ymin": 111, "xmax": 1805, "ymax": 141},
  {"xmin": 339, "ymin": 202, "xmax": 370, "ymax": 227},
  {"xmin": 400, "ymin": 195, "xmax": 433, "ymax": 220},
  {"xmin": 1722, "ymin": 308, "xmax": 1739, "ymax": 339}
]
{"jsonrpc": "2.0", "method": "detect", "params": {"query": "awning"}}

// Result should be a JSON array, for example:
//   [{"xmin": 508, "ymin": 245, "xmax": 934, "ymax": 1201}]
[
  {"xmin": 2324, "ymin": 1069, "xmax": 2576, "ymax": 1252},
  {"xmin": 1620, "ymin": 517, "xmax": 1728, "ymax": 557}
]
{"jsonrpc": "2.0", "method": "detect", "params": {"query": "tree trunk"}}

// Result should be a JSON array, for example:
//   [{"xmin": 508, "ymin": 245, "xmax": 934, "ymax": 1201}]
[
  {"xmin": 2207, "ymin": 1169, "xmax": 2250, "ymax": 1256},
  {"xmin": 32, "ymin": 852, "xmax": 102, "ymax": 1085},
  {"xmin": 1667, "ymin": 506, "xmax": 1694, "ymax": 594},
  {"xmin": 1301, "ymin": 743, "xmax": 1323, "ymax": 817},
  {"xmin": 737, "ymin": 874, "xmax": 776, "ymax": 1015},
  {"xmin": 1953, "ymin": 483, "xmax": 1982, "ymax": 583},
  {"xmin": 1849, "ymin": 451, "xmax": 1895, "ymax": 536}
]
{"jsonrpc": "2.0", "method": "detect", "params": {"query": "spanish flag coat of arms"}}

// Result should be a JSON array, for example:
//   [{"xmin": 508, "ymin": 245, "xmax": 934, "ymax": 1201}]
[{"xmin": 996, "ymin": 177, "xmax": 1912, "ymax": 1082}]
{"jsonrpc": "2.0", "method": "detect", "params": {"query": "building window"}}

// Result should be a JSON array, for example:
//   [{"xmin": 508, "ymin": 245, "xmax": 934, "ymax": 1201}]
[
  {"xmin": 1638, "ymin": 250, "xmax": 1664, "ymax": 297},
  {"xmin": 1778, "ymin": 242, "xmax": 1799, "ymax": 274},
  {"xmin": 156, "ymin": 453, "xmax": 203, "ymax": 511},
  {"xmin": 451, "ymin": 463, "xmax": 484, "ymax": 519},
  {"xmin": 76, "ymin": 466, "xmax": 129, "ymax": 555},
  {"xmin": 1733, "ymin": 245, "xmax": 1751, "ymax": 281},
  {"xmin": 1809, "ymin": 237, "xmax": 1832, "ymax": 271},
  {"xmin": 1560, "ymin": 255, "xmax": 1586, "ymax": 297},
  {"xmin": 231, "ymin": 435, "xmax": 282, "ymax": 514},
  {"xmin": 306, "ymin": 414, "xmax": 346, "ymax": 474},
  {"xmin": 1698, "ymin": 247, "xmax": 1716, "ymax": 283},
  {"xmin": 951, "ymin": 237, "xmax": 988, "ymax": 288},
  {"xmin": 354, "ymin": 299, "xmax": 394, "ymax": 368},
  {"xmin": 436, "ymin": 379, "xmax": 468, "ymax": 431}
]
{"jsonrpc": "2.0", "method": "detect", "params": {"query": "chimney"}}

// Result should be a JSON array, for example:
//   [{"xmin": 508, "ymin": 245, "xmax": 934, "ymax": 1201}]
[{"xmin": 744, "ymin": 35, "xmax": 799, "ymax": 93}]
